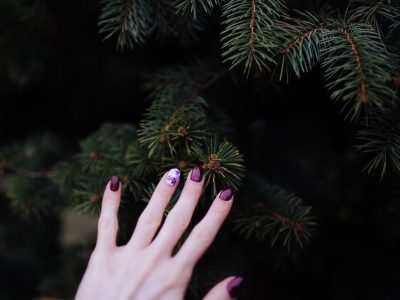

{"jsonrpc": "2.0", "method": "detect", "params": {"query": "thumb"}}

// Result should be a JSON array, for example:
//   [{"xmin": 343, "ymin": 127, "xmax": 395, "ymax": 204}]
[{"xmin": 203, "ymin": 276, "xmax": 244, "ymax": 300}]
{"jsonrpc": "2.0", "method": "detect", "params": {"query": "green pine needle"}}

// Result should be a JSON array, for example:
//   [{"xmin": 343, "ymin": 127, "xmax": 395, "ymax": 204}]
[
  {"xmin": 138, "ymin": 64, "xmax": 220, "ymax": 158},
  {"xmin": 275, "ymin": 11, "xmax": 327, "ymax": 81},
  {"xmin": 176, "ymin": 0, "xmax": 221, "ymax": 19},
  {"xmin": 348, "ymin": 0, "xmax": 400, "ymax": 38},
  {"xmin": 321, "ymin": 21, "xmax": 397, "ymax": 119},
  {"xmin": 153, "ymin": 0, "xmax": 209, "ymax": 47},
  {"xmin": 231, "ymin": 173, "xmax": 316, "ymax": 250},
  {"xmin": 221, "ymin": 0, "xmax": 286, "ymax": 76},
  {"xmin": 98, "ymin": 0, "xmax": 151, "ymax": 50},
  {"xmin": 356, "ymin": 105, "xmax": 400, "ymax": 178},
  {"xmin": 192, "ymin": 135, "xmax": 245, "ymax": 198}
]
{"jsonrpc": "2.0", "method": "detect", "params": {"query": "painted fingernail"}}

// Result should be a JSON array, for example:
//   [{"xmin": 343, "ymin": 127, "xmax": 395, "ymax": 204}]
[
  {"xmin": 219, "ymin": 186, "xmax": 234, "ymax": 201},
  {"xmin": 190, "ymin": 165, "xmax": 204, "ymax": 182},
  {"xmin": 227, "ymin": 276, "xmax": 244, "ymax": 298},
  {"xmin": 110, "ymin": 176, "xmax": 120, "ymax": 192},
  {"xmin": 166, "ymin": 168, "xmax": 180, "ymax": 186}
]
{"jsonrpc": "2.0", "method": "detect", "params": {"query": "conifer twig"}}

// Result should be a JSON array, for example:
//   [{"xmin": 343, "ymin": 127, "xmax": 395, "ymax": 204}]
[
  {"xmin": 338, "ymin": 27, "xmax": 369, "ymax": 105},
  {"xmin": 163, "ymin": 69, "xmax": 228, "ymax": 131}
]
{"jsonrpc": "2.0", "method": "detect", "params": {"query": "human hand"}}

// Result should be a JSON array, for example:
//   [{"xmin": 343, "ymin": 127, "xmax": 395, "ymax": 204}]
[{"xmin": 74, "ymin": 167, "xmax": 244, "ymax": 300}]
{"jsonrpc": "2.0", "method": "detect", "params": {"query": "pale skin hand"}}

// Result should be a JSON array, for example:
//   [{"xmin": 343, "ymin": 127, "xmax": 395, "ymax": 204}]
[{"xmin": 74, "ymin": 168, "xmax": 243, "ymax": 300}]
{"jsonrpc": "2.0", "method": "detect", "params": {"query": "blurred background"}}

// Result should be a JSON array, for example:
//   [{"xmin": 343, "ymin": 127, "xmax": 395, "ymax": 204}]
[{"xmin": 1, "ymin": 0, "xmax": 400, "ymax": 299}]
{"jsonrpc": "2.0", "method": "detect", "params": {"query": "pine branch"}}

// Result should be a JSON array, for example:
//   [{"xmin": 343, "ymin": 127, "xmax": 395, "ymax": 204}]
[
  {"xmin": 53, "ymin": 124, "xmax": 146, "ymax": 215},
  {"xmin": 192, "ymin": 135, "xmax": 245, "ymax": 198},
  {"xmin": 138, "ymin": 65, "xmax": 226, "ymax": 158},
  {"xmin": 176, "ymin": 0, "xmax": 221, "ymax": 19},
  {"xmin": 338, "ymin": 27, "xmax": 369, "ymax": 105},
  {"xmin": 151, "ymin": 0, "xmax": 209, "ymax": 47},
  {"xmin": 356, "ymin": 104, "xmax": 400, "ymax": 178},
  {"xmin": 276, "ymin": 11, "xmax": 397, "ymax": 119},
  {"xmin": 275, "ymin": 11, "xmax": 328, "ymax": 81},
  {"xmin": 138, "ymin": 86, "xmax": 209, "ymax": 158},
  {"xmin": 0, "ymin": 134, "xmax": 65, "ymax": 219},
  {"xmin": 7, "ymin": 176, "xmax": 58, "ymax": 219},
  {"xmin": 221, "ymin": 0, "xmax": 286, "ymax": 76},
  {"xmin": 231, "ymin": 173, "xmax": 316, "ymax": 249},
  {"xmin": 98, "ymin": 0, "xmax": 151, "ymax": 50},
  {"xmin": 163, "ymin": 69, "xmax": 227, "ymax": 129},
  {"xmin": 348, "ymin": 0, "xmax": 400, "ymax": 38},
  {"xmin": 321, "ymin": 21, "xmax": 397, "ymax": 119}
]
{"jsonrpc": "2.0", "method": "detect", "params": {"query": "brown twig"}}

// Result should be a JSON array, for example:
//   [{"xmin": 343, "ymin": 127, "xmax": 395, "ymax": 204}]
[
  {"xmin": 338, "ymin": 27, "xmax": 369, "ymax": 105},
  {"xmin": 162, "ymin": 69, "xmax": 228, "ymax": 131},
  {"xmin": 248, "ymin": 0, "xmax": 256, "ymax": 64},
  {"xmin": 123, "ymin": 0, "xmax": 132, "ymax": 29},
  {"xmin": 269, "ymin": 211, "xmax": 305, "ymax": 232},
  {"xmin": 281, "ymin": 27, "xmax": 323, "ymax": 54}
]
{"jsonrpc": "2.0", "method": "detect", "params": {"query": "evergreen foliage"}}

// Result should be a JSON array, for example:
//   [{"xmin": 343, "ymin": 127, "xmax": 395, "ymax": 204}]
[
  {"xmin": 321, "ymin": 21, "xmax": 396, "ymax": 119},
  {"xmin": 276, "ymin": 9, "xmax": 397, "ymax": 119},
  {"xmin": 276, "ymin": 11, "xmax": 326, "ymax": 81},
  {"xmin": 231, "ymin": 173, "xmax": 315, "ymax": 249},
  {"xmin": 96, "ymin": 0, "xmax": 400, "ymax": 125},
  {"xmin": 356, "ymin": 104, "xmax": 400, "ymax": 178},
  {"xmin": 176, "ymin": 0, "xmax": 221, "ymax": 19},
  {"xmin": 348, "ymin": 0, "xmax": 400, "ymax": 38},
  {"xmin": 151, "ymin": 0, "xmax": 209, "ymax": 46},
  {"xmin": 98, "ymin": 0, "xmax": 152, "ymax": 50},
  {"xmin": 221, "ymin": 0, "xmax": 286, "ymax": 75},
  {"xmin": 0, "ymin": 58, "xmax": 314, "ymax": 251},
  {"xmin": 0, "ymin": 134, "xmax": 63, "ymax": 219},
  {"xmin": 138, "ymin": 66, "xmax": 210, "ymax": 158},
  {"xmin": 2, "ymin": 0, "xmax": 400, "ymax": 298}
]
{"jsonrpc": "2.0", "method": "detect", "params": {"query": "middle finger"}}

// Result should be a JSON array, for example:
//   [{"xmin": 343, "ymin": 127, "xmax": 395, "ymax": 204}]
[{"xmin": 151, "ymin": 166, "xmax": 205, "ymax": 254}]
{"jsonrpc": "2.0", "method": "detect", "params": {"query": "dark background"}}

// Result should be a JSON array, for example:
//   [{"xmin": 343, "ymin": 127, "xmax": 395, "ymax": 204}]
[{"xmin": 1, "ymin": 1, "xmax": 400, "ymax": 299}]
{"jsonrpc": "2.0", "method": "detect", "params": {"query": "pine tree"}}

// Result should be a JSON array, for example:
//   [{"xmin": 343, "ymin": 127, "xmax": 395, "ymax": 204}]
[{"xmin": 1, "ymin": 0, "xmax": 400, "ymax": 298}]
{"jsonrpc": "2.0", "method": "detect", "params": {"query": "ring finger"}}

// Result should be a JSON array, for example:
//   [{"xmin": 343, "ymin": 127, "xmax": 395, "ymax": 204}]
[{"xmin": 174, "ymin": 187, "xmax": 234, "ymax": 268}]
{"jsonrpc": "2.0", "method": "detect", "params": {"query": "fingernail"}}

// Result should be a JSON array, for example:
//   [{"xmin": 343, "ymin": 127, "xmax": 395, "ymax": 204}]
[
  {"xmin": 219, "ymin": 186, "xmax": 234, "ymax": 201},
  {"xmin": 227, "ymin": 276, "xmax": 244, "ymax": 298},
  {"xmin": 110, "ymin": 176, "xmax": 120, "ymax": 192},
  {"xmin": 190, "ymin": 165, "xmax": 204, "ymax": 182},
  {"xmin": 166, "ymin": 168, "xmax": 180, "ymax": 186}
]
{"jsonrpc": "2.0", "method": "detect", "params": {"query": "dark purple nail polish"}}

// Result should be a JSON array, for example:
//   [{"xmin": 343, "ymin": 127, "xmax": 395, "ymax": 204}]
[
  {"xmin": 110, "ymin": 176, "xmax": 120, "ymax": 192},
  {"xmin": 227, "ymin": 276, "xmax": 244, "ymax": 298},
  {"xmin": 190, "ymin": 165, "xmax": 204, "ymax": 182},
  {"xmin": 219, "ymin": 186, "xmax": 234, "ymax": 201}
]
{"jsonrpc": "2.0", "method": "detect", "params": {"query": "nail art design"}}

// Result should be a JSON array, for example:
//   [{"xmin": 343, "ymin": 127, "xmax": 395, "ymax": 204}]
[
  {"xmin": 190, "ymin": 165, "xmax": 204, "ymax": 182},
  {"xmin": 227, "ymin": 276, "xmax": 244, "ymax": 298},
  {"xmin": 219, "ymin": 186, "xmax": 234, "ymax": 201},
  {"xmin": 166, "ymin": 168, "xmax": 180, "ymax": 186},
  {"xmin": 110, "ymin": 176, "xmax": 120, "ymax": 192}
]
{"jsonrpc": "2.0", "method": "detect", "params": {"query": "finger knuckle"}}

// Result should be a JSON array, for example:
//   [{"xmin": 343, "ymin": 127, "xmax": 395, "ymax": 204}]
[
  {"xmin": 98, "ymin": 216, "xmax": 117, "ymax": 232},
  {"xmin": 184, "ymin": 184, "xmax": 201, "ymax": 196},
  {"xmin": 193, "ymin": 224, "xmax": 213, "ymax": 244},
  {"xmin": 168, "ymin": 212, "xmax": 190, "ymax": 231},
  {"xmin": 168, "ymin": 268, "xmax": 181, "ymax": 283},
  {"xmin": 165, "ymin": 266, "xmax": 190, "ymax": 288},
  {"xmin": 89, "ymin": 248, "xmax": 108, "ymax": 264},
  {"xmin": 138, "ymin": 214, "xmax": 161, "ymax": 231},
  {"xmin": 210, "ymin": 207, "xmax": 228, "ymax": 218}
]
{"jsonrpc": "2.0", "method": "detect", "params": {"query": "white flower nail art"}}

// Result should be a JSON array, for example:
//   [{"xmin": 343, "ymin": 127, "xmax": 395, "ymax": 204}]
[{"xmin": 166, "ymin": 168, "xmax": 180, "ymax": 186}]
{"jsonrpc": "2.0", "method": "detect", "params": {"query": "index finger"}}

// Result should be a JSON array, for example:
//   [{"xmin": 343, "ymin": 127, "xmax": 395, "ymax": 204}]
[{"xmin": 95, "ymin": 176, "xmax": 121, "ymax": 252}]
